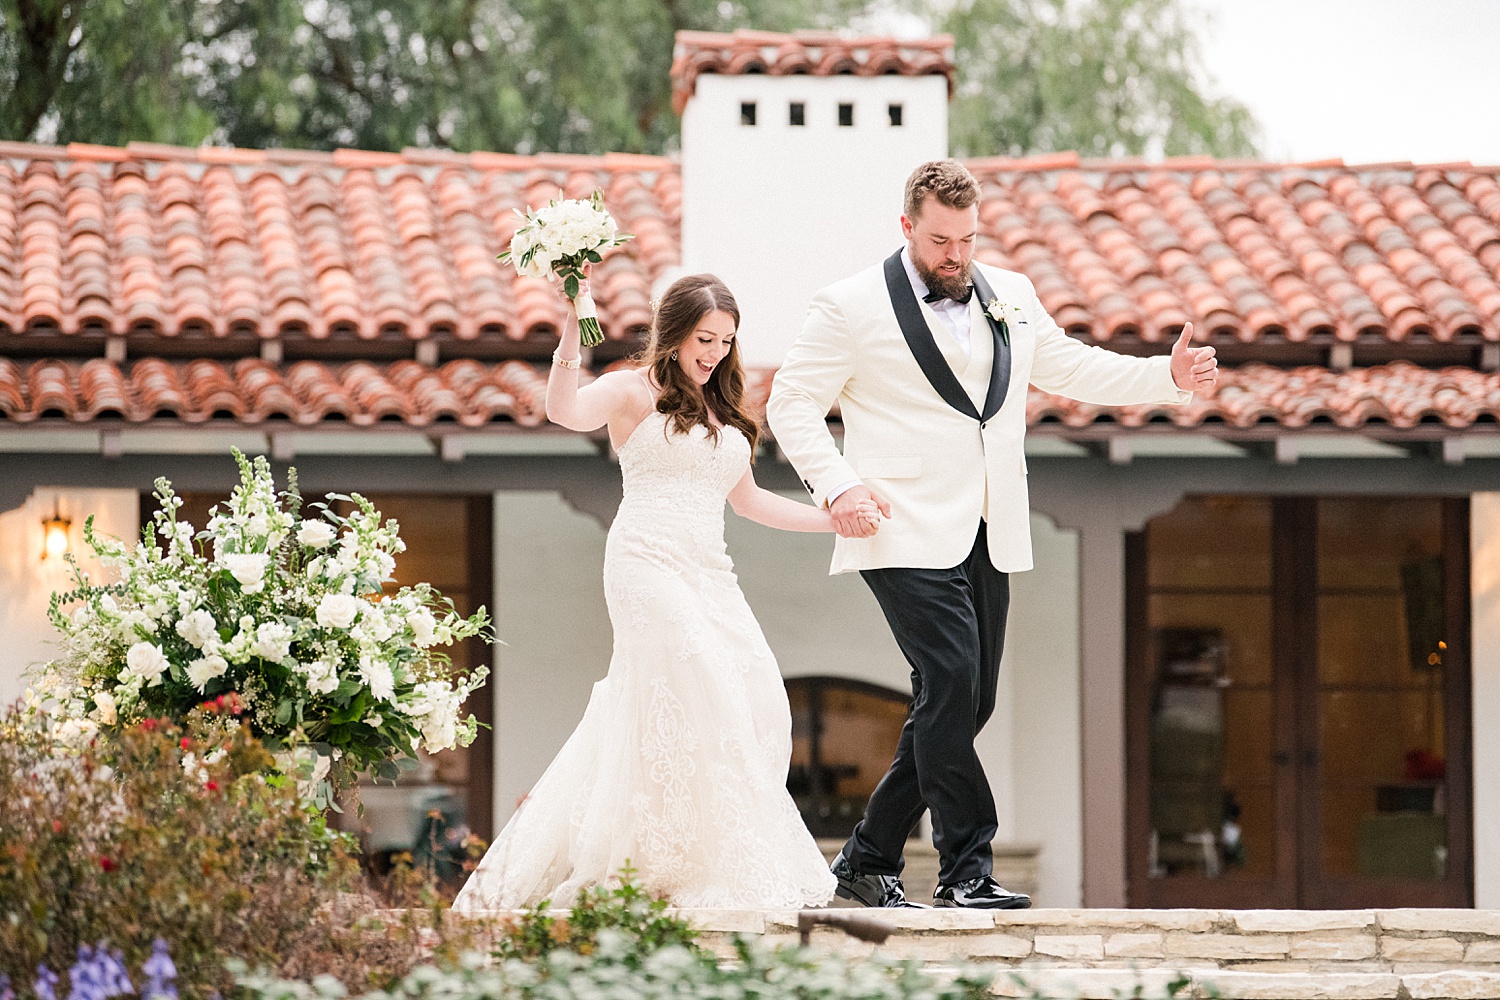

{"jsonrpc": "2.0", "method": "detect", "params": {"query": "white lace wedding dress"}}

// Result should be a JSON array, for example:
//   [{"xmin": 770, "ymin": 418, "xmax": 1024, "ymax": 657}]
[{"xmin": 453, "ymin": 410, "xmax": 837, "ymax": 910}]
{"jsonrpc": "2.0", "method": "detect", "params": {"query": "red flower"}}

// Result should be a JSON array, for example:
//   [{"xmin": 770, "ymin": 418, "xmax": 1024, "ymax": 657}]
[
  {"xmin": 52, "ymin": 820, "xmax": 64, "ymax": 835},
  {"xmin": 180, "ymin": 737, "xmax": 192, "ymax": 750},
  {"xmin": 99, "ymin": 856, "xmax": 116, "ymax": 872},
  {"xmin": 140, "ymin": 719, "xmax": 158, "ymax": 732},
  {"xmin": 205, "ymin": 780, "xmax": 220, "ymax": 792}
]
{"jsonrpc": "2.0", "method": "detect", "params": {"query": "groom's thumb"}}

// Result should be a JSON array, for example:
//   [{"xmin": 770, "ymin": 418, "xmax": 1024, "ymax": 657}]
[{"xmin": 1174, "ymin": 323, "xmax": 1195, "ymax": 354}]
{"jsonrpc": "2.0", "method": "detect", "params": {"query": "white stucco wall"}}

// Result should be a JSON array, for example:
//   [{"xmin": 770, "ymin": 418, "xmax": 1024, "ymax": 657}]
[
  {"xmin": 0, "ymin": 488, "xmax": 140, "ymax": 707},
  {"xmin": 1471, "ymin": 492, "xmax": 1500, "ymax": 908},
  {"xmin": 680, "ymin": 74, "xmax": 949, "ymax": 367},
  {"xmin": 492, "ymin": 491, "xmax": 1085, "ymax": 905}
]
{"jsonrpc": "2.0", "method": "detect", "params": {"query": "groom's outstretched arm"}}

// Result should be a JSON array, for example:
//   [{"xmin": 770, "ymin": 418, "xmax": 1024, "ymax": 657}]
[{"xmin": 767, "ymin": 289, "xmax": 861, "ymax": 510}]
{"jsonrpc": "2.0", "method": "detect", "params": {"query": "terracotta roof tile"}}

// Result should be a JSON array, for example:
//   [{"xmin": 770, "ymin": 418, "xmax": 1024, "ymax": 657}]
[
  {"xmin": 1027, "ymin": 361, "xmax": 1500, "ymax": 431},
  {"xmin": 5, "ymin": 358, "xmax": 1499, "ymax": 434},
  {"xmin": 670, "ymin": 30, "xmax": 956, "ymax": 114},
  {"xmin": 0, "ymin": 144, "xmax": 679, "ymax": 345},
  {"xmin": 0, "ymin": 357, "xmax": 552, "ymax": 427},
  {"xmin": 1, "ymin": 141, "xmax": 1496, "ymax": 354}
]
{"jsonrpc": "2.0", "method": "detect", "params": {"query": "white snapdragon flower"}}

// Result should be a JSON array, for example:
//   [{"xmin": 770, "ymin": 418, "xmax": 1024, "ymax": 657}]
[
  {"xmin": 115, "ymin": 610, "xmax": 157, "ymax": 642},
  {"xmin": 220, "ymin": 552, "xmax": 270, "ymax": 594},
  {"xmin": 124, "ymin": 641, "xmax": 169, "ymax": 688},
  {"xmin": 406, "ymin": 607, "xmax": 438, "ymax": 647},
  {"xmin": 297, "ymin": 519, "xmax": 336, "ymax": 548},
  {"xmin": 186, "ymin": 653, "xmax": 229, "ymax": 692},
  {"xmin": 91, "ymin": 690, "xmax": 118, "ymax": 726},
  {"xmin": 358, "ymin": 655, "xmax": 396, "ymax": 702},
  {"xmin": 300, "ymin": 658, "xmax": 340, "ymax": 696},
  {"xmin": 402, "ymin": 680, "xmax": 460, "ymax": 751},
  {"xmin": 252, "ymin": 621, "xmax": 295, "ymax": 662},
  {"xmin": 316, "ymin": 593, "xmax": 360, "ymax": 630},
  {"xmin": 176, "ymin": 609, "xmax": 218, "ymax": 649}
]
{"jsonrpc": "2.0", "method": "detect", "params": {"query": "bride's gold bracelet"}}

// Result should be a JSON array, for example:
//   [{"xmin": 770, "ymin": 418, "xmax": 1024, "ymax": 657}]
[{"xmin": 552, "ymin": 350, "xmax": 582, "ymax": 370}]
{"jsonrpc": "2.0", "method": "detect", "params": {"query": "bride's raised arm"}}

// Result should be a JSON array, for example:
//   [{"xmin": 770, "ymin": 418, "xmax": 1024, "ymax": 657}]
[{"xmin": 545, "ymin": 283, "xmax": 647, "ymax": 433}]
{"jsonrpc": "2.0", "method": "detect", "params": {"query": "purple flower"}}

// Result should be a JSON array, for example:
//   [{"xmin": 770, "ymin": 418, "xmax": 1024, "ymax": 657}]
[
  {"xmin": 141, "ymin": 941, "xmax": 176, "ymax": 1000},
  {"xmin": 35, "ymin": 965, "xmax": 60, "ymax": 1000},
  {"xmin": 1, "ymin": 973, "xmax": 14, "ymax": 1000},
  {"xmin": 67, "ymin": 945, "xmax": 104, "ymax": 1000},
  {"xmin": 101, "ymin": 947, "xmax": 134, "ymax": 997}
]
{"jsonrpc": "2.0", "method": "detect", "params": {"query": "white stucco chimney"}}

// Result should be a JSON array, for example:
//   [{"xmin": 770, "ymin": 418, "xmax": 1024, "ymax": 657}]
[{"xmin": 673, "ymin": 30, "xmax": 953, "ymax": 367}]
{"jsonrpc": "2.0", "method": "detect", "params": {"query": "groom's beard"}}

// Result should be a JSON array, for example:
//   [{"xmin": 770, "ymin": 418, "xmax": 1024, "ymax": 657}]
[{"xmin": 913, "ymin": 256, "xmax": 972, "ymax": 302}]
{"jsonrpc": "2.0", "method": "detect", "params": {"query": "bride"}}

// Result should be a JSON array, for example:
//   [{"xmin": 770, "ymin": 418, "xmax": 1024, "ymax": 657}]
[{"xmin": 453, "ymin": 273, "xmax": 865, "ymax": 910}]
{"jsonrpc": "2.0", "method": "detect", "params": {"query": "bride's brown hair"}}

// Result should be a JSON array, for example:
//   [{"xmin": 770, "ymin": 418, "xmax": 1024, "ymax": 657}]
[{"xmin": 638, "ymin": 274, "xmax": 761, "ymax": 455}]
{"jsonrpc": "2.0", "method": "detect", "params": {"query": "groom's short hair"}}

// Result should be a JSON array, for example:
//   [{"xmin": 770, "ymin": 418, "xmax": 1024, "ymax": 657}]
[{"xmin": 904, "ymin": 160, "xmax": 980, "ymax": 219}]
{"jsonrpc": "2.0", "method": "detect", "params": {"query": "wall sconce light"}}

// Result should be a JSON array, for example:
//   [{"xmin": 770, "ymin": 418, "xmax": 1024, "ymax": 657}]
[{"xmin": 42, "ymin": 503, "xmax": 72, "ymax": 561}]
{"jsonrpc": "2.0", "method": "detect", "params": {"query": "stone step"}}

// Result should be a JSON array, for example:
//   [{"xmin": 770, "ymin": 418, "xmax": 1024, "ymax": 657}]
[{"xmin": 665, "ymin": 908, "xmax": 1500, "ymax": 999}]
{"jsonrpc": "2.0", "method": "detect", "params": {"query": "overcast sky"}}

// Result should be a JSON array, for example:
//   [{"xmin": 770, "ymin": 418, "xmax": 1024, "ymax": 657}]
[{"xmin": 1184, "ymin": 0, "xmax": 1500, "ymax": 165}]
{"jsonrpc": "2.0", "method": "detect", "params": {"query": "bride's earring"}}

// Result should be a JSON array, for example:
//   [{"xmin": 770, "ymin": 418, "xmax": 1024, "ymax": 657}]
[{"xmin": 670, "ymin": 351, "xmax": 678, "ymax": 361}]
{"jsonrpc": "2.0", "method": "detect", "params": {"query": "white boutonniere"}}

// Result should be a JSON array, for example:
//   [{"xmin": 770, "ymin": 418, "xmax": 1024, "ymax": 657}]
[{"xmin": 984, "ymin": 298, "xmax": 1011, "ymax": 345}]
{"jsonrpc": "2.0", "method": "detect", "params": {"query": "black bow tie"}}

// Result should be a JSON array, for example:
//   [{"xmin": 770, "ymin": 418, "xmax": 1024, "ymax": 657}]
[{"xmin": 923, "ymin": 285, "xmax": 973, "ymax": 305}]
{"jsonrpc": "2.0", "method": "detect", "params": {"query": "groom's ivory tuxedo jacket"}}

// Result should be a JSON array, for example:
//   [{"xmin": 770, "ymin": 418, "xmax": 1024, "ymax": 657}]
[{"xmin": 767, "ymin": 253, "xmax": 1190, "ymax": 575}]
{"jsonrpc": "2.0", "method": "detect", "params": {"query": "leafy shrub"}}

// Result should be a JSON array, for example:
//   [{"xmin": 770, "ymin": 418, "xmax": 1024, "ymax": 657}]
[
  {"xmin": 0, "ymin": 705, "xmax": 488, "ymax": 997},
  {"xmin": 490, "ymin": 869, "xmax": 700, "ymax": 963}
]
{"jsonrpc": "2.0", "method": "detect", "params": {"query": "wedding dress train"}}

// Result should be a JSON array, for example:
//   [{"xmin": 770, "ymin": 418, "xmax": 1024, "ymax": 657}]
[{"xmin": 453, "ymin": 410, "xmax": 836, "ymax": 910}]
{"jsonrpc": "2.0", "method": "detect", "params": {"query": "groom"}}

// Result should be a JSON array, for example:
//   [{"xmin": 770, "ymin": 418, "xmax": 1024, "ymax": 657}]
[{"xmin": 767, "ymin": 160, "xmax": 1218, "ymax": 908}]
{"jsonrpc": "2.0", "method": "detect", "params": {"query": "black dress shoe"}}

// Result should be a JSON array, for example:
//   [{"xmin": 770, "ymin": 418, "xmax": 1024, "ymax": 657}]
[
  {"xmin": 933, "ymin": 875, "xmax": 1032, "ymax": 909},
  {"xmin": 831, "ymin": 852, "xmax": 930, "ymax": 908}
]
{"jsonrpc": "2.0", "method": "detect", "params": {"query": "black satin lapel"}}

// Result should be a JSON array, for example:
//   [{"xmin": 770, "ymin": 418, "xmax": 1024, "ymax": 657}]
[
  {"xmin": 971, "ymin": 268, "xmax": 1012, "ymax": 422},
  {"xmin": 883, "ymin": 250, "xmax": 980, "ymax": 421}
]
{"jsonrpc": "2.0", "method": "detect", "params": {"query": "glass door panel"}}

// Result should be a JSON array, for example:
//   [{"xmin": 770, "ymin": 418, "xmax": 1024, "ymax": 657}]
[
  {"xmin": 1138, "ymin": 497, "xmax": 1283, "ymax": 896},
  {"xmin": 1314, "ymin": 499, "xmax": 1449, "ymax": 884}
]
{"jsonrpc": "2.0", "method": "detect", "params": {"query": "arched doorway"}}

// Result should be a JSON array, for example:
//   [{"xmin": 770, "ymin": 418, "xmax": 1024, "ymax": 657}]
[{"xmin": 785, "ymin": 676, "xmax": 911, "ymax": 839}]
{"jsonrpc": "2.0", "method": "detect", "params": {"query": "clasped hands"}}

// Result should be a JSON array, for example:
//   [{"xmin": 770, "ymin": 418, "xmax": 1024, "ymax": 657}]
[{"xmin": 830, "ymin": 487, "xmax": 890, "ymax": 539}]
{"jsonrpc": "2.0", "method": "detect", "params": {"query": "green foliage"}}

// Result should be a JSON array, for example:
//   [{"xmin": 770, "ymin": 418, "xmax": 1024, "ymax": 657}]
[
  {"xmin": 0, "ymin": 707, "xmax": 486, "ymax": 997},
  {"xmin": 940, "ymin": 0, "xmax": 1259, "ymax": 159},
  {"xmin": 239, "ymin": 931, "xmax": 1000, "ymax": 1000},
  {"xmin": 1, "ymin": 0, "xmax": 1258, "ymax": 160},
  {"xmin": 491, "ymin": 868, "xmax": 702, "ymax": 964},
  {"xmin": 0, "ymin": 0, "xmax": 871, "ymax": 152}
]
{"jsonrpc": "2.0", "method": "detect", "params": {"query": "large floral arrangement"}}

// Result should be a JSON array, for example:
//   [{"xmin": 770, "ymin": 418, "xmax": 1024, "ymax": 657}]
[{"xmin": 32, "ymin": 450, "xmax": 490, "ymax": 796}]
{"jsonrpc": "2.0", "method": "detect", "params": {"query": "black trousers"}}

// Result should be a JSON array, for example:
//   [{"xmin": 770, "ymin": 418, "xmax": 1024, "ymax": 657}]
[{"xmin": 843, "ymin": 521, "xmax": 1010, "ymax": 886}]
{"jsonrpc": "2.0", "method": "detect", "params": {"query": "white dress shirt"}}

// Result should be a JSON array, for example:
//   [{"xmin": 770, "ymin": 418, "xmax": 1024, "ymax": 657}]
[{"xmin": 901, "ymin": 246, "xmax": 971, "ymax": 357}]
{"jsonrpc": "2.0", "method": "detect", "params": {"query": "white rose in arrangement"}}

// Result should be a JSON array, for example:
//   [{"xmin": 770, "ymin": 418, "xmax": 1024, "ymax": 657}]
[
  {"xmin": 220, "ymin": 551, "xmax": 271, "ymax": 594},
  {"xmin": 186, "ymin": 653, "xmax": 228, "ymax": 693},
  {"xmin": 176, "ymin": 608, "xmax": 218, "ymax": 649},
  {"xmin": 297, "ymin": 519, "xmax": 336, "ymax": 548},
  {"xmin": 124, "ymin": 641, "xmax": 169, "ymax": 688},
  {"xmin": 92, "ymin": 690, "xmax": 117, "ymax": 726},
  {"xmin": 316, "ymin": 593, "xmax": 361, "ymax": 630}
]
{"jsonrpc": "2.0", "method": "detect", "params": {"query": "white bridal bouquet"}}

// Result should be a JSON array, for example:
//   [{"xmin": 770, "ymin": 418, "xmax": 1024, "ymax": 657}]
[
  {"xmin": 499, "ymin": 190, "xmax": 632, "ymax": 347},
  {"xmin": 31, "ymin": 450, "xmax": 490, "ymax": 802}
]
